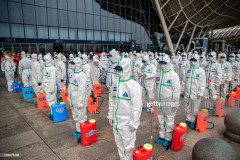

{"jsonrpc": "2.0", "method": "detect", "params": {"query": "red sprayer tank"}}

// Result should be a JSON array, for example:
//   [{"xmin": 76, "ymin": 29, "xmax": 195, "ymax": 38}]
[
  {"xmin": 228, "ymin": 92, "xmax": 236, "ymax": 107},
  {"xmin": 235, "ymin": 88, "xmax": 240, "ymax": 101},
  {"xmin": 93, "ymin": 83, "xmax": 101, "ymax": 96},
  {"xmin": 133, "ymin": 143, "xmax": 153, "ymax": 160},
  {"xmin": 80, "ymin": 119, "xmax": 97, "ymax": 146},
  {"xmin": 215, "ymin": 98, "xmax": 225, "ymax": 117},
  {"xmin": 171, "ymin": 122, "xmax": 187, "ymax": 151},
  {"xmin": 61, "ymin": 89, "xmax": 69, "ymax": 103},
  {"xmin": 196, "ymin": 109, "xmax": 208, "ymax": 133}
]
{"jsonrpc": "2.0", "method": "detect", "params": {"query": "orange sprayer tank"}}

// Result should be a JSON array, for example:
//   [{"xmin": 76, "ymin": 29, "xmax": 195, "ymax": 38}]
[
  {"xmin": 133, "ymin": 144, "xmax": 153, "ymax": 160},
  {"xmin": 36, "ymin": 93, "xmax": 49, "ymax": 108},
  {"xmin": 61, "ymin": 89, "xmax": 69, "ymax": 103},
  {"xmin": 235, "ymin": 88, "xmax": 240, "ymax": 101},
  {"xmin": 87, "ymin": 96, "xmax": 99, "ymax": 113},
  {"xmin": 93, "ymin": 83, "xmax": 101, "ymax": 96},
  {"xmin": 171, "ymin": 122, "xmax": 187, "ymax": 152},
  {"xmin": 215, "ymin": 98, "xmax": 225, "ymax": 117},
  {"xmin": 228, "ymin": 92, "xmax": 236, "ymax": 107},
  {"xmin": 196, "ymin": 109, "xmax": 208, "ymax": 133}
]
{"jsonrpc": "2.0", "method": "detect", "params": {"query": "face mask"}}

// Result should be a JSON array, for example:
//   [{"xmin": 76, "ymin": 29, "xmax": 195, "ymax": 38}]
[
  {"xmin": 200, "ymin": 58, "xmax": 203, "ymax": 62},
  {"xmin": 182, "ymin": 56, "xmax": 186, "ymax": 60},
  {"xmin": 71, "ymin": 65, "xmax": 75, "ymax": 71},
  {"xmin": 220, "ymin": 58, "xmax": 225, "ymax": 62},
  {"xmin": 116, "ymin": 71, "xmax": 122, "ymax": 78},
  {"xmin": 190, "ymin": 61, "xmax": 197, "ymax": 67},
  {"xmin": 109, "ymin": 57, "xmax": 112, "ymax": 61},
  {"xmin": 160, "ymin": 64, "xmax": 166, "ymax": 70},
  {"xmin": 229, "ymin": 57, "xmax": 234, "ymax": 61},
  {"xmin": 209, "ymin": 57, "xmax": 213, "ymax": 61},
  {"xmin": 236, "ymin": 57, "xmax": 239, "ymax": 61}
]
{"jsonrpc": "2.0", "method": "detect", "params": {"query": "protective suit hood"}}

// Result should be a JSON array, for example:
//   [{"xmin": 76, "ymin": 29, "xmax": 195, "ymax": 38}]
[
  {"xmin": 160, "ymin": 54, "xmax": 171, "ymax": 71},
  {"xmin": 21, "ymin": 51, "xmax": 26, "ymax": 58},
  {"xmin": 93, "ymin": 55, "xmax": 99, "ymax": 63},
  {"xmin": 31, "ymin": 53, "xmax": 38, "ymax": 62},
  {"xmin": 69, "ymin": 54, "xmax": 74, "ymax": 61},
  {"xmin": 143, "ymin": 54, "xmax": 151, "ymax": 64},
  {"xmin": 111, "ymin": 49, "xmax": 120, "ymax": 63},
  {"xmin": 38, "ymin": 54, "xmax": 43, "ymax": 60},
  {"xmin": 73, "ymin": 57, "xmax": 82, "ymax": 72},
  {"xmin": 118, "ymin": 58, "xmax": 131, "ymax": 80},
  {"xmin": 44, "ymin": 54, "xmax": 52, "ymax": 65},
  {"xmin": 191, "ymin": 54, "xmax": 200, "ymax": 67},
  {"xmin": 81, "ymin": 54, "xmax": 88, "ymax": 64},
  {"xmin": 209, "ymin": 51, "xmax": 217, "ymax": 60}
]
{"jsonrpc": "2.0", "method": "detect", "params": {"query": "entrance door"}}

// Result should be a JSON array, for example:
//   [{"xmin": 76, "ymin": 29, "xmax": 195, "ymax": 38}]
[{"xmin": 53, "ymin": 43, "xmax": 63, "ymax": 53}]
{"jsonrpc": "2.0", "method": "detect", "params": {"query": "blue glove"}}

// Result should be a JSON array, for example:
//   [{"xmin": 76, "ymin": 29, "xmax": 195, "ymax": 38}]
[{"xmin": 2, "ymin": 71, "xmax": 4, "ymax": 74}]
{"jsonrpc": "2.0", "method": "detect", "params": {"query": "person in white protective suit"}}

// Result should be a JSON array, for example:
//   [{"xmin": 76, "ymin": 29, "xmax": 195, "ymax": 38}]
[
  {"xmin": 107, "ymin": 49, "xmax": 121, "ymax": 88},
  {"xmin": 141, "ymin": 54, "xmax": 156, "ymax": 112},
  {"xmin": 149, "ymin": 52, "xmax": 158, "ymax": 69},
  {"xmin": 43, "ymin": 54, "xmax": 57, "ymax": 116},
  {"xmin": 81, "ymin": 54, "xmax": 93, "ymax": 101},
  {"xmin": 108, "ymin": 58, "xmax": 142, "ymax": 160},
  {"xmin": 4, "ymin": 56, "xmax": 16, "ymax": 92},
  {"xmin": 31, "ymin": 53, "xmax": 43, "ymax": 95},
  {"xmin": 19, "ymin": 51, "xmax": 32, "ymax": 87},
  {"xmin": 199, "ymin": 54, "xmax": 208, "ymax": 69},
  {"xmin": 182, "ymin": 54, "xmax": 206, "ymax": 129},
  {"xmin": 68, "ymin": 57, "xmax": 88, "ymax": 138},
  {"xmin": 236, "ymin": 53, "xmax": 240, "ymax": 86},
  {"xmin": 38, "ymin": 53, "xmax": 44, "ymax": 71},
  {"xmin": 179, "ymin": 52, "xmax": 190, "ymax": 96},
  {"xmin": 78, "ymin": 51, "xmax": 82, "ymax": 58},
  {"xmin": 204, "ymin": 51, "xmax": 222, "ymax": 114},
  {"xmin": 133, "ymin": 53, "xmax": 143, "ymax": 83},
  {"xmin": 229, "ymin": 53, "xmax": 240, "ymax": 91},
  {"xmin": 170, "ymin": 53, "xmax": 179, "ymax": 74},
  {"xmin": 218, "ymin": 53, "xmax": 232, "ymax": 98},
  {"xmin": 155, "ymin": 54, "xmax": 180, "ymax": 147},
  {"xmin": 55, "ymin": 53, "xmax": 66, "ymax": 91},
  {"xmin": 68, "ymin": 54, "xmax": 74, "ymax": 82},
  {"xmin": 90, "ymin": 55, "xmax": 101, "ymax": 85}
]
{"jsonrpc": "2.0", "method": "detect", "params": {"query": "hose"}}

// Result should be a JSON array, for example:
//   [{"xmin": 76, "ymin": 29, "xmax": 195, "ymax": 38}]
[
  {"xmin": 157, "ymin": 156, "xmax": 170, "ymax": 160},
  {"xmin": 96, "ymin": 131, "xmax": 111, "ymax": 140},
  {"xmin": 207, "ymin": 121, "xmax": 215, "ymax": 129}
]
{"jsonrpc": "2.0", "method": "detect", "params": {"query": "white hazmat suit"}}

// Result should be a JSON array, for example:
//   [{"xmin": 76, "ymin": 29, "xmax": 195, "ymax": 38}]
[
  {"xmin": 19, "ymin": 51, "xmax": 32, "ymax": 87},
  {"xmin": 4, "ymin": 56, "xmax": 16, "ymax": 92},
  {"xmin": 31, "ymin": 53, "xmax": 43, "ymax": 95}
]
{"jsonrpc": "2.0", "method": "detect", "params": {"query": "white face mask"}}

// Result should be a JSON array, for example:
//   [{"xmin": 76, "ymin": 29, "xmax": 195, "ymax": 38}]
[
  {"xmin": 71, "ymin": 65, "xmax": 75, "ymax": 71},
  {"xmin": 182, "ymin": 56, "xmax": 186, "ymax": 60},
  {"xmin": 229, "ymin": 57, "xmax": 234, "ymax": 61},
  {"xmin": 116, "ymin": 71, "xmax": 122, "ymax": 78},
  {"xmin": 190, "ymin": 61, "xmax": 197, "ymax": 67},
  {"xmin": 220, "ymin": 58, "xmax": 225, "ymax": 62},
  {"xmin": 160, "ymin": 64, "xmax": 166, "ymax": 70},
  {"xmin": 209, "ymin": 57, "xmax": 213, "ymax": 61}
]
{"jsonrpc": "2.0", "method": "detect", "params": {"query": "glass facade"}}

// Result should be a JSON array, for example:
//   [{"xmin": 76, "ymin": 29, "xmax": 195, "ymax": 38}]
[{"xmin": 0, "ymin": 0, "xmax": 168, "ymax": 53}]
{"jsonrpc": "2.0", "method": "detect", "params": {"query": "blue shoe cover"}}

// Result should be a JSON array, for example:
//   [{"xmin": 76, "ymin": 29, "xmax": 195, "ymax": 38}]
[
  {"xmin": 147, "ymin": 108, "xmax": 150, "ymax": 113},
  {"xmin": 47, "ymin": 113, "xmax": 52, "ymax": 118},
  {"xmin": 185, "ymin": 121, "xmax": 191, "ymax": 126},
  {"xmin": 34, "ymin": 101, "xmax": 37, "ymax": 106},
  {"xmin": 155, "ymin": 137, "xmax": 165, "ymax": 144},
  {"xmin": 209, "ymin": 109, "xmax": 215, "ymax": 115},
  {"xmin": 142, "ymin": 108, "xmax": 145, "ymax": 111},
  {"xmin": 72, "ymin": 131, "xmax": 81, "ymax": 138},
  {"xmin": 58, "ymin": 97, "xmax": 62, "ymax": 101},
  {"xmin": 190, "ymin": 122, "xmax": 196, "ymax": 129},
  {"xmin": 162, "ymin": 140, "xmax": 171, "ymax": 147},
  {"xmin": 180, "ymin": 94, "xmax": 184, "ymax": 98}
]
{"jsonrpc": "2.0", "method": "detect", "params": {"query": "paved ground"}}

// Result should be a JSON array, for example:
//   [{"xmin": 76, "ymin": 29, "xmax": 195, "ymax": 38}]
[{"xmin": 0, "ymin": 76, "xmax": 239, "ymax": 160}]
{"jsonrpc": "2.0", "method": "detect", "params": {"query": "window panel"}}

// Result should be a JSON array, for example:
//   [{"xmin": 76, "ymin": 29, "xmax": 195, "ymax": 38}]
[
  {"xmin": 68, "ymin": 11, "xmax": 77, "ymax": 28},
  {"xmin": 11, "ymin": 24, "xmax": 24, "ymax": 38},
  {"xmin": 121, "ymin": 33, "xmax": 125, "ymax": 41},
  {"xmin": 102, "ymin": 31, "xmax": 107, "ymax": 41},
  {"xmin": 22, "ymin": 0, "xmax": 34, "ymax": 4},
  {"xmin": 49, "ymin": 27, "xmax": 59, "ymax": 39},
  {"xmin": 68, "ymin": 0, "xmax": 76, "ymax": 11},
  {"xmin": 8, "ymin": 2, "xmax": 23, "ymax": 23},
  {"xmin": 94, "ymin": 15, "xmax": 100, "ymax": 30},
  {"xmin": 47, "ymin": 8, "xmax": 58, "ymax": 26},
  {"xmin": 25, "ymin": 25, "xmax": 36, "ymax": 38},
  {"xmin": 120, "ymin": 19, "xmax": 126, "ymax": 32},
  {"xmin": 69, "ymin": 28, "xmax": 77, "ymax": 40},
  {"xmin": 101, "ymin": 9, "xmax": 107, "ymax": 16},
  {"xmin": 86, "ymin": 14, "xmax": 93, "ymax": 29},
  {"xmin": 95, "ymin": 31, "xmax": 101, "ymax": 41},
  {"xmin": 114, "ymin": 18, "xmax": 120, "ymax": 32},
  {"xmin": 78, "ymin": 29, "xmax": 86, "ymax": 40},
  {"xmin": 0, "ymin": 23, "xmax": 10, "ymax": 37},
  {"xmin": 59, "ymin": 28, "xmax": 68, "ymax": 39},
  {"xmin": 126, "ymin": 20, "xmax": 131, "ymax": 33},
  {"xmin": 108, "ymin": 18, "xmax": 114, "ymax": 31},
  {"xmin": 36, "ymin": 7, "xmax": 47, "ymax": 25},
  {"xmin": 101, "ymin": 16, "xmax": 107, "ymax": 31},
  {"xmin": 0, "ymin": 1, "xmax": 9, "ymax": 22},
  {"xmin": 58, "ymin": 10, "xmax": 68, "ymax": 27},
  {"xmin": 93, "ymin": 2, "xmax": 101, "ymax": 15},
  {"xmin": 77, "ymin": 13, "xmax": 85, "ymax": 28},
  {"xmin": 87, "ymin": 30, "xmax": 93, "ymax": 40},
  {"xmin": 35, "ymin": 0, "xmax": 46, "ymax": 6},
  {"xmin": 108, "ymin": 32, "xmax": 114, "ymax": 41},
  {"xmin": 47, "ymin": 0, "xmax": 57, "ymax": 8},
  {"xmin": 115, "ymin": 32, "xmax": 120, "ymax": 41},
  {"xmin": 37, "ymin": 26, "xmax": 48, "ymax": 39},
  {"xmin": 85, "ymin": 0, "xmax": 93, "ymax": 14},
  {"xmin": 77, "ymin": 0, "xmax": 85, "ymax": 13},
  {"xmin": 23, "ymin": 4, "xmax": 36, "ymax": 24},
  {"xmin": 58, "ymin": 0, "xmax": 67, "ymax": 10}
]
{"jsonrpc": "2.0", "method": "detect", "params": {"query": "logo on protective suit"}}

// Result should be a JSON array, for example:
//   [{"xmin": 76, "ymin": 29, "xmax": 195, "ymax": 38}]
[
  {"xmin": 166, "ymin": 80, "xmax": 171, "ymax": 84},
  {"xmin": 148, "ymin": 69, "xmax": 151, "ymax": 71},
  {"xmin": 74, "ymin": 79, "xmax": 77, "ymax": 83},
  {"xmin": 156, "ymin": 77, "xmax": 160, "ymax": 81},
  {"xmin": 187, "ymin": 70, "xmax": 191, "ymax": 73},
  {"xmin": 123, "ymin": 92, "xmax": 128, "ymax": 97},
  {"xmin": 196, "ymin": 74, "xmax": 199, "ymax": 78},
  {"xmin": 113, "ymin": 86, "xmax": 117, "ymax": 91}
]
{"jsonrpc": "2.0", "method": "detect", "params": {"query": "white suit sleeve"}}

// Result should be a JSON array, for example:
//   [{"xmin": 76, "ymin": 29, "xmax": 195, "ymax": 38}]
[
  {"xmin": 144, "ymin": 65, "xmax": 156, "ymax": 79},
  {"xmin": 49, "ymin": 67, "xmax": 56, "ymax": 93},
  {"xmin": 19, "ymin": 60, "xmax": 23, "ymax": 75},
  {"xmin": 76, "ymin": 74, "xmax": 87, "ymax": 108},
  {"xmin": 181, "ymin": 69, "xmax": 187, "ymax": 92},
  {"xmin": 129, "ymin": 82, "xmax": 142, "ymax": 129},
  {"xmin": 107, "ymin": 79, "xmax": 117, "ymax": 120},
  {"xmin": 215, "ymin": 63, "xmax": 223, "ymax": 86},
  {"xmin": 60, "ymin": 62, "xmax": 66, "ymax": 80},
  {"xmin": 171, "ymin": 71, "xmax": 181, "ymax": 100},
  {"xmin": 197, "ymin": 69, "xmax": 206, "ymax": 97},
  {"xmin": 226, "ymin": 63, "xmax": 232, "ymax": 82}
]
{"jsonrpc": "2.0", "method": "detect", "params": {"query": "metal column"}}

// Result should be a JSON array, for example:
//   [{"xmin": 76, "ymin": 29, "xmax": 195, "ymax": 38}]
[
  {"xmin": 153, "ymin": 0, "xmax": 174, "ymax": 53},
  {"xmin": 186, "ymin": 25, "xmax": 196, "ymax": 52},
  {"xmin": 174, "ymin": 21, "xmax": 188, "ymax": 52}
]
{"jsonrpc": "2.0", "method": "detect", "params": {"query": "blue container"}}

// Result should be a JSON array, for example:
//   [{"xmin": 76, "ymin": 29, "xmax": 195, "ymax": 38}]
[
  {"xmin": 56, "ymin": 84, "xmax": 60, "ymax": 94},
  {"xmin": 22, "ymin": 87, "xmax": 33, "ymax": 100},
  {"xmin": 51, "ymin": 102, "xmax": 67, "ymax": 123},
  {"xmin": 104, "ymin": 76, "xmax": 107, "ymax": 84},
  {"xmin": 6, "ymin": 79, "xmax": 8, "ymax": 89},
  {"xmin": 13, "ymin": 82, "xmax": 22, "ymax": 93},
  {"xmin": 66, "ymin": 73, "xmax": 69, "ymax": 82}
]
